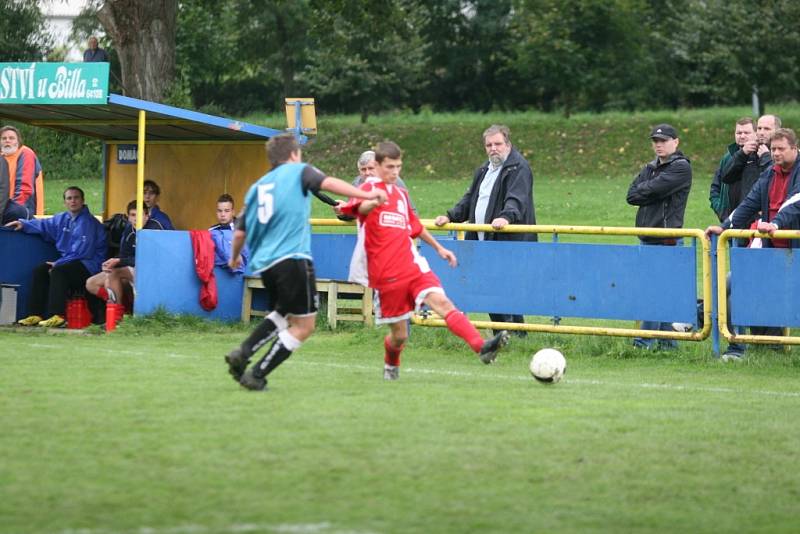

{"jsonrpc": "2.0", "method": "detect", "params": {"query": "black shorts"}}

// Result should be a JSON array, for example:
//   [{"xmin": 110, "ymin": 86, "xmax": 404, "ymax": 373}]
[{"xmin": 261, "ymin": 258, "xmax": 318, "ymax": 317}]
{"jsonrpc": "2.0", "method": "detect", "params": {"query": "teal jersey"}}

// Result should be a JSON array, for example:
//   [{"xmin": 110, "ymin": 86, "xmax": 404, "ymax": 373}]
[{"xmin": 242, "ymin": 162, "xmax": 326, "ymax": 273}]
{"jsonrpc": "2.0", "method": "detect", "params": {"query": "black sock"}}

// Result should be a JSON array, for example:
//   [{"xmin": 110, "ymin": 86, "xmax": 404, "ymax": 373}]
[
  {"xmin": 252, "ymin": 338, "xmax": 293, "ymax": 379},
  {"xmin": 241, "ymin": 317, "xmax": 278, "ymax": 357}
]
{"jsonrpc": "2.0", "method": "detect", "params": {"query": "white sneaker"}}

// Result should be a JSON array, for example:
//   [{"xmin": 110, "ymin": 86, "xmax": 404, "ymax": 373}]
[
  {"xmin": 383, "ymin": 365, "xmax": 399, "ymax": 381},
  {"xmin": 721, "ymin": 352, "xmax": 744, "ymax": 362},
  {"xmin": 671, "ymin": 322, "xmax": 693, "ymax": 332}
]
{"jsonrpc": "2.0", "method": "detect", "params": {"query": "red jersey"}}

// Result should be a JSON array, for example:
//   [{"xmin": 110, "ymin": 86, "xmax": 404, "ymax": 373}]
[
  {"xmin": 769, "ymin": 164, "xmax": 792, "ymax": 248},
  {"xmin": 340, "ymin": 177, "xmax": 430, "ymax": 288}
]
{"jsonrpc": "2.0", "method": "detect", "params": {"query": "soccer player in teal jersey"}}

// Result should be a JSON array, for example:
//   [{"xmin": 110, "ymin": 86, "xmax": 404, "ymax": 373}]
[{"xmin": 225, "ymin": 134, "xmax": 386, "ymax": 391}]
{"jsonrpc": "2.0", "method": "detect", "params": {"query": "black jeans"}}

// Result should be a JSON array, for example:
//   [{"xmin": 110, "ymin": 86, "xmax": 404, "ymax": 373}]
[
  {"xmin": 489, "ymin": 313, "xmax": 526, "ymax": 337},
  {"xmin": 28, "ymin": 261, "xmax": 92, "ymax": 317}
]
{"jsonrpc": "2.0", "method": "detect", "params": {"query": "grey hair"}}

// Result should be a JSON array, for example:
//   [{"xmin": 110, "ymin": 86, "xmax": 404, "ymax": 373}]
[
  {"xmin": 357, "ymin": 150, "xmax": 376, "ymax": 168},
  {"xmin": 482, "ymin": 124, "xmax": 511, "ymax": 145}
]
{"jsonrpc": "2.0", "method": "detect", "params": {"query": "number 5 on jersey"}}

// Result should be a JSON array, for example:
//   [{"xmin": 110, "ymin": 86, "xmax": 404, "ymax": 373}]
[{"xmin": 258, "ymin": 183, "xmax": 275, "ymax": 223}]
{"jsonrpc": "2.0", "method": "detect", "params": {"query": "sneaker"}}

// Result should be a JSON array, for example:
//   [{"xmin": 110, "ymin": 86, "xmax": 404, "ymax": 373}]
[
  {"xmin": 479, "ymin": 330, "xmax": 510, "ymax": 364},
  {"xmin": 17, "ymin": 315, "xmax": 43, "ymax": 327},
  {"xmin": 224, "ymin": 348, "xmax": 249, "ymax": 382},
  {"xmin": 721, "ymin": 351, "xmax": 744, "ymax": 362},
  {"xmin": 383, "ymin": 365, "xmax": 399, "ymax": 381},
  {"xmin": 38, "ymin": 315, "xmax": 66, "ymax": 328},
  {"xmin": 239, "ymin": 368, "xmax": 267, "ymax": 391},
  {"xmin": 671, "ymin": 322, "xmax": 693, "ymax": 332},
  {"xmin": 106, "ymin": 288, "xmax": 118, "ymax": 304}
]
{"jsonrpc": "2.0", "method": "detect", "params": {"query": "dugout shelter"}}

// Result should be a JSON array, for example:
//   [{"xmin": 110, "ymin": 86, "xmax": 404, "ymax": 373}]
[{"xmin": 0, "ymin": 62, "xmax": 311, "ymax": 320}]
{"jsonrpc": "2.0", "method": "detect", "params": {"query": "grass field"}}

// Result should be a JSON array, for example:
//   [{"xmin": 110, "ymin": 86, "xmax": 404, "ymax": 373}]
[
  {"xmin": 2, "ymin": 319, "xmax": 800, "ymax": 534},
  {"xmin": 8, "ymin": 107, "xmax": 800, "ymax": 532}
]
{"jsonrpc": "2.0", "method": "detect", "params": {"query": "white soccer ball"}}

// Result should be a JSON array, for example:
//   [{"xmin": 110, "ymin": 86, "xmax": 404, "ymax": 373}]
[{"xmin": 529, "ymin": 348, "xmax": 566, "ymax": 384}]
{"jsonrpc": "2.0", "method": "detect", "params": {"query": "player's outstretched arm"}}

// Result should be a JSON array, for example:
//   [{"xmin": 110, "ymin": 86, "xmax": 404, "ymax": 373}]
[
  {"xmin": 320, "ymin": 177, "xmax": 387, "ymax": 203},
  {"xmin": 419, "ymin": 228, "xmax": 457, "ymax": 267}
]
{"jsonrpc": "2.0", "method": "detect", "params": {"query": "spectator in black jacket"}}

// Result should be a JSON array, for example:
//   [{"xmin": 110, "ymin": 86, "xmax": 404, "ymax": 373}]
[
  {"xmin": 434, "ymin": 124, "xmax": 536, "ymax": 334},
  {"xmin": 710, "ymin": 117, "xmax": 756, "ymax": 222},
  {"xmin": 83, "ymin": 36, "xmax": 109, "ymax": 63},
  {"xmin": 717, "ymin": 115, "xmax": 778, "ymax": 222},
  {"xmin": 707, "ymin": 128, "xmax": 800, "ymax": 361},
  {"xmin": 627, "ymin": 124, "xmax": 692, "ymax": 349}
]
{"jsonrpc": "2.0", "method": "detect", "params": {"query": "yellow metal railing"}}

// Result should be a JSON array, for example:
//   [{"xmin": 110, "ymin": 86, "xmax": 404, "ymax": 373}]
[
  {"xmin": 717, "ymin": 229, "xmax": 799, "ymax": 345},
  {"xmin": 311, "ymin": 219, "xmax": 712, "ymax": 342}
]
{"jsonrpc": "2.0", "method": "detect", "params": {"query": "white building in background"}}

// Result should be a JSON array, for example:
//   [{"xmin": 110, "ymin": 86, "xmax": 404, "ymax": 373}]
[{"xmin": 41, "ymin": 0, "xmax": 90, "ymax": 61}]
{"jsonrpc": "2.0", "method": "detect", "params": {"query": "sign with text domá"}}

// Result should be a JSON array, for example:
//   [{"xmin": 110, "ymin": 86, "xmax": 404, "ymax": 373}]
[{"xmin": 0, "ymin": 62, "xmax": 109, "ymax": 105}]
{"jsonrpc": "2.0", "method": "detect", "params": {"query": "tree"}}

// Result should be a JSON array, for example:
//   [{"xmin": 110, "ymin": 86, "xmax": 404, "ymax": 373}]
[
  {"xmin": 96, "ymin": 0, "xmax": 178, "ymax": 102},
  {"xmin": 0, "ymin": 0, "xmax": 52, "ymax": 61},
  {"xmin": 301, "ymin": 0, "xmax": 429, "ymax": 122},
  {"xmin": 419, "ymin": 0, "xmax": 519, "ymax": 112}
]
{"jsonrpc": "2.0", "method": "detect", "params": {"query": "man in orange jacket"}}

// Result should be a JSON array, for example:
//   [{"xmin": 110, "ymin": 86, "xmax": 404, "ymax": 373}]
[{"xmin": 1, "ymin": 125, "xmax": 44, "ymax": 223}]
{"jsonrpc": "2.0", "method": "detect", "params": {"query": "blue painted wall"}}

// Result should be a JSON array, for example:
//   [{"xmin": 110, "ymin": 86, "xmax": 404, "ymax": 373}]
[
  {"xmin": 421, "ymin": 239, "xmax": 698, "ymax": 323},
  {"xmin": 0, "ymin": 228, "xmax": 59, "ymax": 320},
  {"xmin": 135, "ymin": 230, "xmax": 246, "ymax": 321},
  {"xmin": 730, "ymin": 247, "xmax": 800, "ymax": 327}
]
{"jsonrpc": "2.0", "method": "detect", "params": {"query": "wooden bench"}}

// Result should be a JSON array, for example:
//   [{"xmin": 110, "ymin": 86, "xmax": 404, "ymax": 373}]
[{"xmin": 242, "ymin": 277, "xmax": 373, "ymax": 328}]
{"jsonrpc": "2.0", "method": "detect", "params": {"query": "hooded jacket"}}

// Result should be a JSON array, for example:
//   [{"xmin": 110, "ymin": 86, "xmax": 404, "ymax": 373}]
[
  {"xmin": 20, "ymin": 205, "xmax": 107, "ymax": 273},
  {"xmin": 626, "ymin": 151, "xmax": 692, "ymax": 244},
  {"xmin": 446, "ymin": 147, "xmax": 537, "ymax": 241}
]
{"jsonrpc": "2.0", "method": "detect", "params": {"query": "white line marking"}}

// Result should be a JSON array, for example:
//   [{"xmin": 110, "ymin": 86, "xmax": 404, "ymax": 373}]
[
  {"xmin": 295, "ymin": 360, "xmax": 800, "ymax": 399},
  {"xmin": 57, "ymin": 522, "xmax": 379, "ymax": 534},
  {"xmin": 19, "ymin": 344, "xmax": 800, "ymax": 399}
]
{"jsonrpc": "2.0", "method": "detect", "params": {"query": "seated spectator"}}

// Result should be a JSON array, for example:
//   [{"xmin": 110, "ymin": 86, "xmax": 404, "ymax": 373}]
[
  {"xmin": 209, "ymin": 193, "xmax": 248, "ymax": 274},
  {"xmin": 5, "ymin": 186, "xmax": 106, "ymax": 328},
  {"xmin": 86, "ymin": 200, "xmax": 162, "ymax": 306},
  {"xmin": 1, "ymin": 125, "xmax": 44, "ymax": 223},
  {"xmin": 143, "ymin": 179, "xmax": 174, "ymax": 229}
]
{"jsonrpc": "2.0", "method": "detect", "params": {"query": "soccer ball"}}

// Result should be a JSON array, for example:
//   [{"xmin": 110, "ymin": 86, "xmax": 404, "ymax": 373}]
[{"xmin": 529, "ymin": 348, "xmax": 566, "ymax": 384}]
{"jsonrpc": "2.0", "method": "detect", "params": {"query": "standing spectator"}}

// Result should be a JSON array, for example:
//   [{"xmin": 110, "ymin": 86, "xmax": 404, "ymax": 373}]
[
  {"xmin": 626, "ymin": 124, "xmax": 693, "ymax": 350},
  {"xmin": 433, "ymin": 124, "xmax": 536, "ymax": 333},
  {"xmin": 707, "ymin": 128, "xmax": 800, "ymax": 361},
  {"xmin": 143, "ymin": 179, "xmax": 174, "ymax": 230},
  {"xmin": 5, "ymin": 187, "xmax": 106, "ymax": 328},
  {"xmin": 0, "ymin": 156, "xmax": 8, "ymax": 222},
  {"xmin": 1, "ymin": 125, "xmax": 44, "ymax": 223},
  {"xmin": 338, "ymin": 141, "xmax": 510, "ymax": 381},
  {"xmin": 209, "ymin": 193, "xmax": 248, "ymax": 274},
  {"xmin": 718, "ymin": 115, "xmax": 779, "ymax": 219},
  {"xmin": 224, "ymin": 133, "xmax": 386, "ymax": 391},
  {"xmin": 83, "ymin": 36, "xmax": 109, "ymax": 63},
  {"xmin": 710, "ymin": 118, "xmax": 757, "ymax": 222},
  {"xmin": 85, "ymin": 200, "xmax": 162, "ymax": 306}
]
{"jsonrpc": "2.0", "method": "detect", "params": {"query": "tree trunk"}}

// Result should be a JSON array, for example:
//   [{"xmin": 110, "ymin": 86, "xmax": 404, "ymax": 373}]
[{"xmin": 97, "ymin": 0, "xmax": 178, "ymax": 102}]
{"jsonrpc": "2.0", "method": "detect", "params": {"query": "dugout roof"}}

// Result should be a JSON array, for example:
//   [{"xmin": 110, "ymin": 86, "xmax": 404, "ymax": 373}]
[{"xmin": 0, "ymin": 93, "xmax": 287, "ymax": 142}]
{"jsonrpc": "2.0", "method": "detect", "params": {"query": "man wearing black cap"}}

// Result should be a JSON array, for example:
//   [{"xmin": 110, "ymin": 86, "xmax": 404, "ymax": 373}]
[{"xmin": 626, "ymin": 123, "xmax": 693, "ymax": 349}]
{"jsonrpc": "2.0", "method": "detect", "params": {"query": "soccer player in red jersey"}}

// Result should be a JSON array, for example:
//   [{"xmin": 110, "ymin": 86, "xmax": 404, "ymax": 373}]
[{"xmin": 337, "ymin": 141, "xmax": 509, "ymax": 380}]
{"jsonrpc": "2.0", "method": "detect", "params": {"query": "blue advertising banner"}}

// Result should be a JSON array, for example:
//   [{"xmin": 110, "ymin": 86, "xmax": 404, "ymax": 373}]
[{"xmin": 0, "ymin": 62, "xmax": 109, "ymax": 104}]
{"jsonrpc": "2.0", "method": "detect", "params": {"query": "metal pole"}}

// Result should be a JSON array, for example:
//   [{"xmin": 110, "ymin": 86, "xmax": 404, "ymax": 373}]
[{"xmin": 136, "ymin": 110, "xmax": 146, "ymax": 229}]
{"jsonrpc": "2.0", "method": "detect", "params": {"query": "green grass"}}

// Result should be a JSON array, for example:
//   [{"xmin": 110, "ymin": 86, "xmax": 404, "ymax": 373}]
[{"xmin": 2, "ymin": 325, "xmax": 799, "ymax": 533}]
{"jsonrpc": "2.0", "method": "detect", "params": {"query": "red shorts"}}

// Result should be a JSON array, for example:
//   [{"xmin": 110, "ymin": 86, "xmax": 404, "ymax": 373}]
[{"xmin": 375, "ymin": 271, "xmax": 444, "ymax": 324}]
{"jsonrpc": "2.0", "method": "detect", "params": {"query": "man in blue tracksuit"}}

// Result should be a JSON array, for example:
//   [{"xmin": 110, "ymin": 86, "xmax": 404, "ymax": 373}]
[
  {"xmin": 5, "ymin": 186, "xmax": 106, "ymax": 328},
  {"xmin": 209, "ymin": 193, "xmax": 248, "ymax": 274}
]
